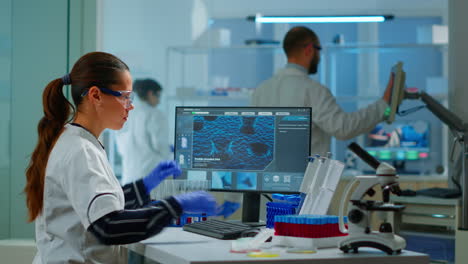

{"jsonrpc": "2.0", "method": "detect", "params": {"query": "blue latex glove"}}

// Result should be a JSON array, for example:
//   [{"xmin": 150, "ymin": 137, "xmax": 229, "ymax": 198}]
[
  {"xmin": 174, "ymin": 191, "xmax": 217, "ymax": 215},
  {"xmin": 143, "ymin": 160, "xmax": 182, "ymax": 194},
  {"xmin": 215, "ymin": 201, "xmax": 240, "ymax": 218}
]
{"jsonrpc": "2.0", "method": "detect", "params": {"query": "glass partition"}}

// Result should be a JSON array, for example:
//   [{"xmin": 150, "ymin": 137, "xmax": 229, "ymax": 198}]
[{"xmin": 0, "ymin": 0, "xmax": 12, "ymax": 239}]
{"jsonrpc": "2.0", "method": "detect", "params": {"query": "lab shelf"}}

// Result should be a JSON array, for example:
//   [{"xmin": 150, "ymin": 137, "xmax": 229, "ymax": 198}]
[{"xmin": 165, "ymin": 42, "xmax": 448, "ymax": 102}]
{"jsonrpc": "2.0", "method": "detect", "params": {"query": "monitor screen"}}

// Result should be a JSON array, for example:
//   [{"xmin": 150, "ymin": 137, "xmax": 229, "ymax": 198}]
[
  {"xmin": 365, "ymin": 120, "xmax": 430, "ymax": 161},
  {"xmin": 174, "ymin": 106, "xmax": 312, "ymax": 194},
  {"xmin": 387, "ymin": 61, "xmax": 406, "ymax": 124}
]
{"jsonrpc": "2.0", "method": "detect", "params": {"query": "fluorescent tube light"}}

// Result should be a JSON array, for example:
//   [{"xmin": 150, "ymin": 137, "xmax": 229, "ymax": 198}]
[{"xmin": 247, "ymin": 15, "xmax": 394, "ymax": 23}]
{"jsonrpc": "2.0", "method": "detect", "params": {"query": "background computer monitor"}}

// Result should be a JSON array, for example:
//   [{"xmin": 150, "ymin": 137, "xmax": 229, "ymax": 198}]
[
  {"xmin": 363, "ymin": 120, "xmax": 430, "ymax": 174},
  {"xmin": 387, "ymin": 61, "xmax": 406, "ymax": 124},
  {"xmin": 174, "ymin": 106, "xmax": 312, "ymax": 223}
]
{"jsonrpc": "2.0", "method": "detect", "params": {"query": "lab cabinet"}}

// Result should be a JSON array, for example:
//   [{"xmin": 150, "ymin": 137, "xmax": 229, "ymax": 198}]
[{"xmin": 165, "ymin": 43, "xmax": 448, "ymax": 177}]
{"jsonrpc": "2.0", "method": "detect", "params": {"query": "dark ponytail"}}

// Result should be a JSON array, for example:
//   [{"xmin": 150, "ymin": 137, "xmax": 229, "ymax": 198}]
[
  {"xmin": 24, "ymin": 51, "xmax": 129, "ymax": 221},
  {"xmin": 25, "ymin": 78, "xmax": 74, "ymax": 221}
]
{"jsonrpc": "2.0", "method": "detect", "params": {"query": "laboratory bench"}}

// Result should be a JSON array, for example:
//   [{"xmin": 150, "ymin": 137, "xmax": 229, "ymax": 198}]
[{"xmin": 126, "ymin": 227, "xmax": 429, "ymax": 264}]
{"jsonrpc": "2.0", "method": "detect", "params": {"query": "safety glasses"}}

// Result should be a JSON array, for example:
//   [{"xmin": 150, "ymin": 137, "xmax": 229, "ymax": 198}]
[
  {"xmin": 302, "ymin": 42, "xmax": 322, "ymax": 51},
  {"xmin": 313, "ymin": 44, "xmax": 322, "ymax": 51},
  {"xmin": 81, "ymin": 87, "xmax": 134, "ymax": 108}
]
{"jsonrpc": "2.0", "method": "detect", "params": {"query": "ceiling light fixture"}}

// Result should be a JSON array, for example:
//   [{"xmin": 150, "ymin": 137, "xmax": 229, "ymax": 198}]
[{"xmin": 247, "ymin": 15, "xmax": 394, "ymax": 23}]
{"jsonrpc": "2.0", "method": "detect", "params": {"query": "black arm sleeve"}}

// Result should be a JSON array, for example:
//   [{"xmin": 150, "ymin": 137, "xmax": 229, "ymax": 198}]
[
  {"xmin": 122, "ymin": 179, "xmax": 151, "ymax": 209},
  {"xmin": 88, "ymin": 196, "xmax": 182, "ymax": 245}
]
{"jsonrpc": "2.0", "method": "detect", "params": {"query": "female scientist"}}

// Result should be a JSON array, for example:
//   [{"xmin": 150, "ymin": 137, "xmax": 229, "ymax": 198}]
[{"xmin": 24, "ymin": 51, "xmax": 217, "ymax": 264}]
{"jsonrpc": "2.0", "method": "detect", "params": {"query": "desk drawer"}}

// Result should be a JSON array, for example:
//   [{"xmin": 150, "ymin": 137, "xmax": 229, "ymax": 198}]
[
  {"xmin": 398, "ymin": 203, "xmax": 456, "ymax": 227},
  {"xmin": 403, "ymin": 204, "xmax": 455, "ymax": 215},
  {"xmin": 392, "ymin": 202, "xmax": 456, "ymax": 229},
  {"xmin": 401, "ymin": 214, "xmax": 454, "ymax": 227}
]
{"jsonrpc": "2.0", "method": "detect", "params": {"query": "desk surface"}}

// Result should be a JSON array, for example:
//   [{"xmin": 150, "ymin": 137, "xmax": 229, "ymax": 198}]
[{"xmin": 126, "ymin": 228, "xmax": 429, "ymax": 264}]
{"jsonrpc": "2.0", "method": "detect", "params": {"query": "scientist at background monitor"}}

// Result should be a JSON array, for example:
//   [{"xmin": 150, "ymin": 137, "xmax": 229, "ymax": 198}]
[
  {"xmin": 252, "ymin": 26, "xmax": 394, "ymax": 155},
  {"xmin": 116, "ymin": 78, "xmax": 171, "ymax": 185}
]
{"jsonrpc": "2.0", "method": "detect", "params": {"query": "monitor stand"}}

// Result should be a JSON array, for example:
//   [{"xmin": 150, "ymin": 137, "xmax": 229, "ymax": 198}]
[
  {"xmin": 240, "ymin": 193, "xmax": 265, "ymax": 227},
  {"xmin": 224, "ymin": 192, "xmax": 266, "ymax": 227}
]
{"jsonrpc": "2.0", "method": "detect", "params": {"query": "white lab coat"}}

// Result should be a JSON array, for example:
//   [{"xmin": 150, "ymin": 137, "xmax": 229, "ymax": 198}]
[
  {"xmin": 252, "ymin": 63, "xmax": 388, "ymax": 156},
  {"xmin": 33, "ymin": 124, "xmax": 126, "ymax": 264},
  {"xmin": 116, "ymin": 96, "xmax": 171, "ymax": 185}
]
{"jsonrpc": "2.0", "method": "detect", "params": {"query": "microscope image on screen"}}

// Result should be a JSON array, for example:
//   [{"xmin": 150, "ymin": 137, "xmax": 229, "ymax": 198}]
[
  {"xmin": 237, "ymin": 172, "xmax": 257, "ymax": 190},
  {"xmin": 362, "ymin": 120, "xmax": 430, "ymax": 175},
  {"xmin": 367, "ymin": 122, "xmax": 428, "ymax": 150},
  {"xmin": 211, "ymin": 171, "xmax": 233, "ymax": 189},
  {"xmin": 192, "ymin": 115, "xmax": 274, "ymax": 170}
]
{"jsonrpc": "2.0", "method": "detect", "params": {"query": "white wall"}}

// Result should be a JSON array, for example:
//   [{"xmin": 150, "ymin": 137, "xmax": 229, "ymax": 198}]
[
  {"xmin": 100, "ymin": 0, "xmax": 211, "ymax": 145},
  {"xmin": 100, "ymin": 0, "xmax": 201, "ymax": 83}
]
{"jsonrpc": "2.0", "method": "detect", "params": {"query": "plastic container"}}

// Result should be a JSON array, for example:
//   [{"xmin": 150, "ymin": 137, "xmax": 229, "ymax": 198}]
[
  {"xmin": 266, "ymin": 194, "xmax": 301, "ymax": 228},
  {"xmin": 170, "ymin": 213, "xmax": 207, "ymax": 227}
]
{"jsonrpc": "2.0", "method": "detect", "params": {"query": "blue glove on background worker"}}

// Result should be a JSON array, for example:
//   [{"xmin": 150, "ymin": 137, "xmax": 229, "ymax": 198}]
[
  {"xmin": 174, "ymin": 191, "xmax": 218, "ymax": 215},
  {"xmin": 216, "ymin": 201, "xmax": 241, "ymax": 218},
  {"xmin": 215, "ymin": 192, "xmax": 242, "ymax": 218},
  {"xmin": 143, "ymin": 160, "xmax": 182, "ymax": 194}
]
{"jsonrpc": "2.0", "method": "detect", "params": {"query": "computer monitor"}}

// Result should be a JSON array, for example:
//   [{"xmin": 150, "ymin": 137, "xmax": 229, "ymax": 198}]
[
  {"xmin": 174, "ymin": 106, "xmax": 312, "ymax": 223},
  {"xmin": 364, "ymin": 120, "xmax": 430, "ymax": 174},
  {"xmin": 387, "ymin": 61, "xmax": 406, "ymax": 124}
]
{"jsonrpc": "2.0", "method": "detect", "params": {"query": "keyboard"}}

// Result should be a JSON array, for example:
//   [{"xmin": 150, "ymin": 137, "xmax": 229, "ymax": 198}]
[{"xmin": 183, "ymin": 219, "xmax": 256, "ymax": 239}]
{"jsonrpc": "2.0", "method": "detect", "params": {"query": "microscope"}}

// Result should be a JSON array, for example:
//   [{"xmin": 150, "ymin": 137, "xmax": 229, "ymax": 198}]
[{"xmin": 338, "ymin": 142, "xmax": 406, "ymax": 255}]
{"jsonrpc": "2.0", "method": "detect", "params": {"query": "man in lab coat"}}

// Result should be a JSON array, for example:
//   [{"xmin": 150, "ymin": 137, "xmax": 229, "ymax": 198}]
[
  {"xmin": 116, "ymin": 78, "xmax": 171, "ymax": 185},
  {"xmin": 252, "ymin": 26, "xmax": 393, "ymax": 156}
]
